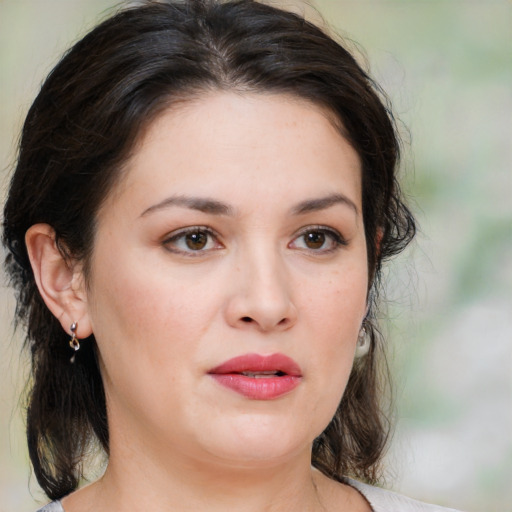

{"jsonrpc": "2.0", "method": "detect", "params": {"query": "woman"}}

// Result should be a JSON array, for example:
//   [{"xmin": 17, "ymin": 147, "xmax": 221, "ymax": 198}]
[{"xmin": 3, "ymin": 1, "xmax": 463, "ymax": 511}]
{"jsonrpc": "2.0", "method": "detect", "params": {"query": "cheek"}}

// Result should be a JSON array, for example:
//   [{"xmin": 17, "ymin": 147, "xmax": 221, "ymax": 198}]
[
  {"xmin": 306, "ymin": 265, "xmax": 367, "ymax": 334},
  {"xmin": 86, "ymin": 245, "xmax": 226, "ymax": 387},
  {"xmin": 85, "ymin": 255, "xmax": 219, "ymax": 434},
  {"xmin": 301, "ymin": 265, "xmax": 367, "ymax": 402}
]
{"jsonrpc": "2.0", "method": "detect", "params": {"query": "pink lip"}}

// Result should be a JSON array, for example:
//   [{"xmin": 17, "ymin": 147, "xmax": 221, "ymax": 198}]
[{"xmin": 208, "ymin": 353, "xmax": 302, "ymax": 400}]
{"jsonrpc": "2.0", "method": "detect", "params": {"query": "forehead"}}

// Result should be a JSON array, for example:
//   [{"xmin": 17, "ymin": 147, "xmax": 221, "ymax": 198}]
[{"xmin": 104, "ymin": 91, "xmax": 362, "ymax": 215}]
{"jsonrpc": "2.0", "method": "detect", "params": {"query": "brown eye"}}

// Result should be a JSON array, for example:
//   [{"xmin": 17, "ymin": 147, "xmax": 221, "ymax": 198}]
[
  {"xmin": 185, "ymin": 231, "xmax": 208, "ymax": 250},
  {"xmin": 304, "ymin": 231, "xmax": 326, "ymax": 249},
  {"xmin": 289, "ymin": 226, "xmax": 347, "ymax": 253},
  {"xmin": 163, "ymin": 227, "xmax": 221, "ymax": 255}
]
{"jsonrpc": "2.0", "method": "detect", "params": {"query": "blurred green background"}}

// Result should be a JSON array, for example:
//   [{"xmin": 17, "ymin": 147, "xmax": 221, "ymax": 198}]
[{"xmin": 1, "ymin": 1, "xmax": 511, "ymax": 511}]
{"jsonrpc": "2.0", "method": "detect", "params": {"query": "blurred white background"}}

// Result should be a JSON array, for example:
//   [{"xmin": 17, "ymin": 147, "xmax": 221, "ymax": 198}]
[{"xmin": 1, "ymin": 1, "xmax": 511, "ymax": 511}]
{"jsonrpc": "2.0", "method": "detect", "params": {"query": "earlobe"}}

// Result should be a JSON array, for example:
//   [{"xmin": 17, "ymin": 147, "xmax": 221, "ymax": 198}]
[{"xmin": 25, "ymin": 224, "xmax": 93, "ymax": 339}]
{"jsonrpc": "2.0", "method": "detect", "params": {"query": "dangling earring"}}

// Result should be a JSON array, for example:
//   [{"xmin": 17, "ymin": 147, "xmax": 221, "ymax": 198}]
[
  {"xmin": 355, "ymin": 325, "xmax": 370, "ymax": 358},
  {"xmin": 69, "ymin": 322, "xmax": 79, "ymax": 363}
]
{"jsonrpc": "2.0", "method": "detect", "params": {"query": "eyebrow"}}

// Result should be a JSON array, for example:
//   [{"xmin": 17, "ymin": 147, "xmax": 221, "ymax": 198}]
[
  {"xmin": 140, "ymin": 192, "xmax": 358, "ymax": 218},
  {"xmin": 140, "ymin": 195, "xmax": 235, "ymax": 217},
  {"xmin": 291, "ymin": 193, "xmax": 358, "ymax": 216}
]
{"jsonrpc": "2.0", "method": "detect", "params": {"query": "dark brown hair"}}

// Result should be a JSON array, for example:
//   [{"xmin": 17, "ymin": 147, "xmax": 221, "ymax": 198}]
[{"xmin": 2, "ymin": 0, "xmax": 415, "ymax": 501}]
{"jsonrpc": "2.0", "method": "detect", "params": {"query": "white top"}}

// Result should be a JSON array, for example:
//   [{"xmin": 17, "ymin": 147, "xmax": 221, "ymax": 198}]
[
  {"xmin": 36, "ymin": 479, "xmax": 464, "ymax": 512},
  {"xmin": 344, "ymin": 478, "xmax": 463, "ymax": 511}
]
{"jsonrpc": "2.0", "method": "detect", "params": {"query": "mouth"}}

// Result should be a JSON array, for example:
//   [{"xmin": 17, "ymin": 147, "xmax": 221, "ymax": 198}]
[
  {"xmin": 238, "ymin": 370, "xmax": 286, "ymax": 378},
  {"xmin": 209, "ymin": 353, "xmax": 302, "ymax": 377},
  {"xmin": 208, "ymin": 353, "xmax": 302, "ymax": 400}
]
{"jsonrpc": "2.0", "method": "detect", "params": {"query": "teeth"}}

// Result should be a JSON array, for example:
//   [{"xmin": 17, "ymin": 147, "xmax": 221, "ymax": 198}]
[{"xmin": 241, "ymin": 371, "xmax": 279, "ymax": 378}]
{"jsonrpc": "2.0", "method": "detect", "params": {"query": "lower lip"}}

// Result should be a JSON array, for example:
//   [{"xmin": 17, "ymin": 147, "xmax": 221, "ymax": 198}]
[{"xmin": 210, "ymin": 374, "xmax": 301, "ymax": 400}]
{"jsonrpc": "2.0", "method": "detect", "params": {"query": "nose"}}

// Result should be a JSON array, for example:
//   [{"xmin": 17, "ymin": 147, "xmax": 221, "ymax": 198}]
[{"xmin": 224, "ymin": 247, "xmax": 298, "ymax": 333}]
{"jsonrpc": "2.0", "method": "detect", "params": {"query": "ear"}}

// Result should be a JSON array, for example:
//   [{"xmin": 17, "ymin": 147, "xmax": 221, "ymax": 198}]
[
  {"xmin": 25, "ymin": 224, "xmax": 93, "ymax": 340},
  {"xmin": 366, "ymin": 227, "xmax": 384, "ymax": 315}
]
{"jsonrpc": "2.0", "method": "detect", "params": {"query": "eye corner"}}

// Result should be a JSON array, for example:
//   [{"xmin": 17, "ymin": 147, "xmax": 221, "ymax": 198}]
[
  {"xmin": 161, "ymin": 226, "xmax": 224, "ymax": 256},
  {"xmin": 289, "ymin": 225, "xmax": 348, "ymax": 254}
]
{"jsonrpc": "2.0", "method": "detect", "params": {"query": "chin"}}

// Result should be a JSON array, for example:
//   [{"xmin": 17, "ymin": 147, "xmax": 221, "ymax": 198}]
[
  {"xmin": 206, "ymin": 441, "xmax": 305, "ymax": 469},
  {"xmin": 197, "ymin": 414, "xmax": 319, "ymax": 466}
]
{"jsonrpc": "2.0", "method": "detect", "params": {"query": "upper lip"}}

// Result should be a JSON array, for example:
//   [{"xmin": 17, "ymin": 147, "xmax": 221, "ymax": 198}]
[{"xmin": 208, "ymin": 353, "xmax": 302, "ymax": 377}]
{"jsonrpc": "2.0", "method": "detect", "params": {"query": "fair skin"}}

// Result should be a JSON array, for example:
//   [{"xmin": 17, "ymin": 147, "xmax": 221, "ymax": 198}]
[{"xmin": 26, "ymin": 92, "xmax": 372, "ymax": 511}]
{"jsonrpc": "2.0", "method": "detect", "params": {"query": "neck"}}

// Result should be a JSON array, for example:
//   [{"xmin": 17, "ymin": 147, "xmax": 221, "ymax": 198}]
[
  {"xmin": 61, "ymin": 418, "xmax": 371, "ymax": 512},
  {"xmin": 61, "ymin": 396, "xmax": 362, "ymax": 512},
  {"xmin": 82, "ymin": 441, "xmax": 327, "ymax": 512}
]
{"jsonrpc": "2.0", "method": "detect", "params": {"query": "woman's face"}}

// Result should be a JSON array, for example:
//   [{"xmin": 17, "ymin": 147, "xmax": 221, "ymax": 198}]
[{"xmin": 83, "ymin": 92, "xmax": 368, "ymax": 467}]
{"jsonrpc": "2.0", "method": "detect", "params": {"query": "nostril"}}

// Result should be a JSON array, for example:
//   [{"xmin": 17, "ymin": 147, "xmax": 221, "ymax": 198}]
[{"xmin": 241, "ymin": 317, "xmax": 253, "ymax": 323}]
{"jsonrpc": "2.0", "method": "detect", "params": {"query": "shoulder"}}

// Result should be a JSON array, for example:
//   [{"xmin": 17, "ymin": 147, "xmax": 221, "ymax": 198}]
[
  {"xmin": 34, "ymin": 483, "xmax": 465, "ymax": 512},
  {"xmin": 343, "ymin": 478, "xmax": 465, "ymax": 512},
  {"xmin": 35, "ymin": 501, "xmax": 64, "ymax": 512}
]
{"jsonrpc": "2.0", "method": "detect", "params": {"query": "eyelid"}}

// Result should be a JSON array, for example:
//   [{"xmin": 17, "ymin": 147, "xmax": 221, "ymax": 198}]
[
  {"xmin": 161, "ymin": 224, "xmax": 347, "ymax": 256},
  {"xmin": 161, "ymin": 226, "xmax": 223, "ymax": 255},
  {"xmin": 289, "ymin": 225, "xmax": 348, "ymax": 251}
]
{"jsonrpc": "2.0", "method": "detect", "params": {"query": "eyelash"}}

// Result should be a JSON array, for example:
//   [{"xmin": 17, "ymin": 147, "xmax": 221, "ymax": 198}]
[
  {"xmin": 162, "ymin": 226, "xmax": 222, "ymax": 256},
  {"xmin": 289, "ymin": 225, "xmax": 348, "ymax": 254},
  {"xmin": 161, "ymin": 225, "xmax": 347, "ymax": 256}
]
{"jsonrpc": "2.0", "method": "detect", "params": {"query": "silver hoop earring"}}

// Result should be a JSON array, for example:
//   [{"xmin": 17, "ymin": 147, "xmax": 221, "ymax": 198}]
[
  {"xmin": 69, "ymin": 322, "xmax": 80, "ymax": 363},
  {"xmin": 355, "ymin": 326, "xmax": 370, "ymax": 358}
]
